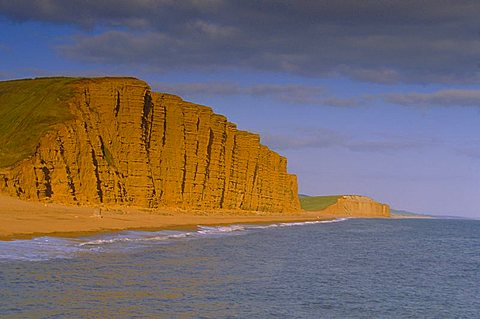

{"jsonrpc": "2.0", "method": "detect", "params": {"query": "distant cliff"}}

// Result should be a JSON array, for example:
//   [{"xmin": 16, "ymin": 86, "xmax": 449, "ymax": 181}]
[
  {"xmin": 0, "ymin": 77, "xmax": 300, "ymax": 212},
  {"xmin": 301, "ymin": 195, "xmax": 390, "ymax": 217}
]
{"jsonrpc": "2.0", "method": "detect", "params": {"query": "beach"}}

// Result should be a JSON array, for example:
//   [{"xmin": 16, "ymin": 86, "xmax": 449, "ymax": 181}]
[{"xmin": 0, "ymin": 195, "xmax": 329, "ymax": 241}]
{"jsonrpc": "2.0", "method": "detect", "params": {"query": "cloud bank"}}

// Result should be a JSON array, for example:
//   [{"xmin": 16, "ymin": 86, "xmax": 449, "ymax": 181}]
[
  {"xmin": 155, "ymin": 82, "xmax": 365, "ymax": 107},
  {"xmin": 385, "ymin": 89, "xmax": 480, "ymax": 107},
  {"xmin": 156, "ymin": 81, "xmax": 480, "ymax": 108},
  {"xmin": 262, "ymin": 128, "xmax": 438, "ymax": 153},
  {"xmin": 1, "ymin": 0, "xmax": 479, "ymax": 84}
]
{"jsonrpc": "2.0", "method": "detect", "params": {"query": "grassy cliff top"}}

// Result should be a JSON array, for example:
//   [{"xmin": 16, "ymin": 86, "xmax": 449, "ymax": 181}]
[
  {"xmin": 0, "ymin": 77, "xmax": 80, "ymax": 168},
  {"xmin": 300, "ymin": 195, "xmax": 343, "ymax": 211},
  {"xmin": 0, "ymin": 76, "xmax": 147, "ymax": 168}
]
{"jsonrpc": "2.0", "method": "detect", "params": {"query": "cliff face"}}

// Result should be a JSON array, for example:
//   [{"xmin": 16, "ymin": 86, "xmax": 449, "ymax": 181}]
[
  {"xmin": 321, "ymin": 195, "xmax": 390, "ymax": 217},
  {"xmin": 0, "ymin": 78, "xmax": 300, "ymax": 212}
]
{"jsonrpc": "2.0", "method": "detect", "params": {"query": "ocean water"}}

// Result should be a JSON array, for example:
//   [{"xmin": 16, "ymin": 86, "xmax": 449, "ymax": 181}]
[{"xmin": 0, "ymin": 218, "xmax": 479, "ymax": 318}]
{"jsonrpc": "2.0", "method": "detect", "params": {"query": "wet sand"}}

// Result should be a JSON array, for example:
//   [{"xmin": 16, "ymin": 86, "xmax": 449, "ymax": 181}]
[{"xmin": 0, "ymin": 195, "xmax": 331, "ymax": 241}]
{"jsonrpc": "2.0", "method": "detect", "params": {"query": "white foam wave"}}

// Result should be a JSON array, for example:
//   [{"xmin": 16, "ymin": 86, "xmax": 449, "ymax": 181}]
[
  {"xmin": 249, "ymin": 218, "xmax": 348, "ymax": 229},
  {"xmin": 79, "ymin": 219, "xmax": 348, "ymax": 246},
  {"xmin": 79, "ymin": 237, "xmax": 133, "ymax": 246},
  {"xmin": 0, "ymin": 218, "xmax": 348, "ymax": 261},
  {"xmin": 79, "ymin": 231, "xmax": 194, "ymax": 246},
  {"xmin": 197, "ymin": 225, "xmax": 246, "ymax": 235},
  {"xmin": 279, "ymin": 218, "xmax": 348, "ymax": 227}
]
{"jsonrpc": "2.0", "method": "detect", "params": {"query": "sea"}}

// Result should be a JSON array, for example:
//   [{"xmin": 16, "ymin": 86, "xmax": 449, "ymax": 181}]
[{"xmin": 0, "ymin": 218, "xmax": 479, "ymax": 318}]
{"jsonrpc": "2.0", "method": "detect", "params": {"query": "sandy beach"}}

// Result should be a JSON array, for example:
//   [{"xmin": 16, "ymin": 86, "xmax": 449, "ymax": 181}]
[{"xmin": 0, "ymin": 195, "xmax": 332, "ymax": 241}]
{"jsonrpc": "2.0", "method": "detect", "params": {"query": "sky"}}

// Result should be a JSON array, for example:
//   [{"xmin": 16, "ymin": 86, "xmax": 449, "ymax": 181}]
[{"xmin": 0, "ymin": 0, "xmax": 479, "ymax": 217}]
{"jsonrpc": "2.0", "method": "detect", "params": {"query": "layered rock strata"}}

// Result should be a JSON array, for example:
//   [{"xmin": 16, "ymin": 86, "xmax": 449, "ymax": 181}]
[
  {"xmin": 0, "ymin": 78, "xmax": 300, "ymax": 212},
  {"xmin": 321, "ymin": 195, "xmax": 390, "ymax": 217}
]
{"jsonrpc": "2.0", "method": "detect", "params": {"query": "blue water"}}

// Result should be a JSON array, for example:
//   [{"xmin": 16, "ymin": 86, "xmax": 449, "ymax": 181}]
[{"xmin": 0, "ymin": 218, "xmax": 479, "ymax": 318}]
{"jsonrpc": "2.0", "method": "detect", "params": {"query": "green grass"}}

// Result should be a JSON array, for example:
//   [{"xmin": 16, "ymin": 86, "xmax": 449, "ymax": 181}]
[
  {"xmin": 0, "ymin": 77, "xmax": 79, "ymax": 167},
  {"xmin": 300, "ymin": 195, "xmax": 343, "ymax": 211}
]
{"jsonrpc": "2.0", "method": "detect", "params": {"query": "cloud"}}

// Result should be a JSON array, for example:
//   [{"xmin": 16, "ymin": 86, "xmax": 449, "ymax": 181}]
[
  {"xmin": 262, "ymin": 128, "xmax": 348, "ymax": 150},
  {"xmin": 262, "ymin": 129, "xmax": 435, "ymax": 153},
  {"xmin": 154, "ymin": 81, "xmax": 364, "ymax": 107},
  {"xmin": 0, "ymin": 43, "xmax": 9, "ymax": 52},
  {"xmin": 155, "ymin": 82, "xmax": 480, "ymax": 109},
  {"xmin": 456, "ymin": 139, "xmax": 480, "ymax": 158},
  {"xmin": 156, "ymin": 82, "xmax": 241, "ymax": 96},
  {"xmin": 1, "ymin": 0, "xmax": 479, "ymax": 84},
  {"xmin": 385, "ymin": 89, "xmax": 480, "ymax": 107},
  {"xmin": 0, "ymin": 71, "xmax": 11, "ymax": 79},
  {"xmin": 459, "ymin": 147, "xmax": 480, "ymax": 159},
  {"xmin": 346, "ymin": 139, "xmax": 428, "ymax": 152},
  {"xmin": 460, "ymin": 148, "xmax": 480, "ymax": 159}
]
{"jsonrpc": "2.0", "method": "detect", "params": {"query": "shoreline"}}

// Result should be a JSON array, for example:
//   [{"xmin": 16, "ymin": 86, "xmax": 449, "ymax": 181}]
[{"xmin": 0, "ymin": 195, "xmax": 333, "ymax": 241}]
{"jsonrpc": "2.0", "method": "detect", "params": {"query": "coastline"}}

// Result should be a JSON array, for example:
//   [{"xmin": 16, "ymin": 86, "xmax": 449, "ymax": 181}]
[{"xmin": 0, "ymin": 195, "xmax": 332, "ymax": 241}]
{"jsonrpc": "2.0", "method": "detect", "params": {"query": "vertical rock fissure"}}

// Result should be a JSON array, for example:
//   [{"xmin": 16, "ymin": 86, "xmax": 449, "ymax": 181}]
[
  {"xmin": 142, "ymin": 92, "xmax": 157, "ymax": 207},
  {"xmin": 161, "ymin": 110, "xmax": 167, "ymax": 148},
  {"xmin": 41, "ymin": 164, "xmax": 53, "ymax": 198},
  {"xmin": 90, "ymin": 149, "xmax": 103, "ymax": 203},
  {"xmin": 118, "ymin": 181, "xmax": 127, "ymax": 203},
  {"xmin": 181, "ymin": 152, "xmax": 187, "ymax": 196},
  {"xmin": 79, "ymin": 102, "xmax": 104, "ymax": 204},
  {"xmin": 99, "ymin": 136, "xmax": 112, "ymax": 167},
  {"xmin": 141, "ymin": 92, "xmax": 154, "ymax": 156},
  {"xmin": 1, "ymin": 176, "xmax": 7, "ymax": 188},
  {"xmin": 114, "ymin": 90, "xmax": 120, "ymax": 117},
  {"xmin": 15, "ymin": 183, "xmax": 24, "ymax": 197},
  {"xmin": 181, "ymin": 114, "xmax": 188, "ymax": 196},
  {"xmin": 219, "ymin": 130, "xmax": 228, "ymax": 208},
  {"xmin": 203, "ymin": 129, "xmax": 214, "ymax": 197},
  {"xmin": 252, "ymin": 163, "xmax": 258, "ymax": 191},
  {"xmin": 34, "ymin": 167, "xmax": 41, "ymax": 199},
  {"xmin": 230, "ymin": 135, "xmax": 238, "ymax": 207},
  {"xmin": 58, "ymin": 139, "xmax": 77, "ymax": 201},
  {"xmin": 84, "ymin": 88, "xmax": 90, "ymax": 108},
  {"xmin": 193, "ymin": 163, "xmax": 199, "ymax": 182}
]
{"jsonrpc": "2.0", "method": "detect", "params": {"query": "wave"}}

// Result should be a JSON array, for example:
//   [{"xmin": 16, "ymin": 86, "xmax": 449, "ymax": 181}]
[
  {"xmin": 0, "ymin": 218, "xmax": 348, "ymax": 261},
  {"xmin": 279, "ymin": 218, "xmax": 349, "ymax": 227},
  {"xmin": 79, "ymin": 219, "xmax": 349, "ymax": 246},
  {"xmin": 79, "ymin": 231, "xmax": 194, "ymax": 246},
  {"xmin": 251, "ymin": 218, "xmax": 348, "ymax": 229},
  {"xmin": 197, "ymin": 225, "xmax": 246, "ymax": 234}
]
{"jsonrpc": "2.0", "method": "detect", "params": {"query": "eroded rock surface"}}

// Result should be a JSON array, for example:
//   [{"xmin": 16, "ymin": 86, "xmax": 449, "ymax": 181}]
[
  {"xmin": 321, "ymin": 195, "xmax": 390, "ymax": 217},
  {"xmin": 0, "ymin": 78, "xmax": 300, "ymax": 212}
]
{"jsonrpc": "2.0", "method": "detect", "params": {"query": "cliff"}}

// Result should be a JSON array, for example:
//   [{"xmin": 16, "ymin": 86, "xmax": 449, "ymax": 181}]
[
  {"xmin": 0, "ymin": 77, "xmax": 300, "ymax": 212},
  {"xmin": 300, "ymin": 195, "xmax": 390, "ymax": 217}
]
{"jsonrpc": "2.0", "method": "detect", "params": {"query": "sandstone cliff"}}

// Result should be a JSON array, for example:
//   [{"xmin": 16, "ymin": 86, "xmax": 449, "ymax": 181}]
[
  {"xmin": 0, "ymin": 77, "xmax": 300, "ymax": 212},
  {"xmin": 321, "ymin": 195, "xmax": 390, "ymax": 217}
]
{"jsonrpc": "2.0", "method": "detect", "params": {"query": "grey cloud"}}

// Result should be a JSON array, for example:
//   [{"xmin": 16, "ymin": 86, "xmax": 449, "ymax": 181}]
[
  {"xmin": 346, "ymin": 140, "xmax": 426, "ymax": 152},
  {"xmin": 246, "ymin": 85, "xmax": 328, "ymax": 105},
  {"xmin": 460, "ymin": 148, "xmax": 480, "ymax": 159},
  {"xmin": 155, "ymin": 82, "xmax": 242, "ymax": 96},
  {"xmin": 262, "ymin": 129, "xmax": 434, "ymax": 153},
  {"xmin": 261, "ymin": 129, "xmax": 348, "ymax": 151},
  {"xmin": 155, "ymin": 82, "xmax": 480, "ymax": 109},
  {"xmin": 1, "ymin": 0, "xmax": 479, "ymax": 84},
  {"xmin": 0, "ymin": 43, "xmax": 9, "ymax": 52},
  {"xmin": 154, "ymin": 82, "xmax": 364, "ymax": 107},
  {"xmin": 386, "ymin": 89, "xmax": 480, "ymax": 107},
  {"xmin": 456, "ymin": 139, "xmax": 480, "ymax": 158},
  {"xmin": 0, "ymin": 71, "xmax": 11, "ymax": 79}
]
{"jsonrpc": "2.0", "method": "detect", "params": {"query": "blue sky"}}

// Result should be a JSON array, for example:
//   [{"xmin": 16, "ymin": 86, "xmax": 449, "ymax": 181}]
[{"xmin": 0, "ymin": 1, "xmax": 479, "ymax": 217}]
